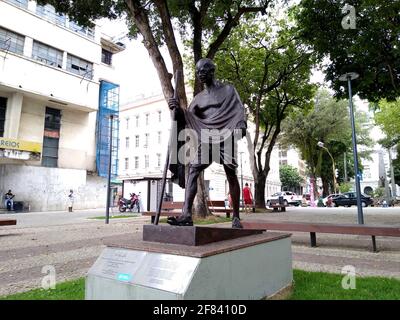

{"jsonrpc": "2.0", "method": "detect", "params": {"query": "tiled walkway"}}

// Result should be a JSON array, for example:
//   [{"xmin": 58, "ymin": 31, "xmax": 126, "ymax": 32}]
[{"xmin": 0, "ymin": 207, "xmax": 399, "ymax": 296}]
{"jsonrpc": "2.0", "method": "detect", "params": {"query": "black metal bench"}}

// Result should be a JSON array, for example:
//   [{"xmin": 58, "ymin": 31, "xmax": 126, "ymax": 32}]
[{"xmin": 242, "ymin": 220, "xmax": 400, "ymax": 252}]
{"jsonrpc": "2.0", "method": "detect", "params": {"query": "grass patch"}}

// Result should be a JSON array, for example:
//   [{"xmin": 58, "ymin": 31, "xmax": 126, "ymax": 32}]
[
  {"xmin": 159, "ymin": 215, "xmax": 232, "ymax": 225},
  {"xmin": 1, "ymin": 270, "xmax": 400, "ymax": 300},
  {"xmin": 88, "ymin": 214, "xmax": 140, "ymax": 220},
  {"xmin": 289, "ymin": 269, "xmax": 400, "ymax": 300},
  {"xmin": 0, "ymin": 278, "xmax": 85, "ymax": 300}
]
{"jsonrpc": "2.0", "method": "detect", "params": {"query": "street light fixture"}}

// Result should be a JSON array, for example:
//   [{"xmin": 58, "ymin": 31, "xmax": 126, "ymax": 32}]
[
  {"xmin": 105, "ymin": 113, "xmax": 118, "ymax": 224},
  {"xmin": 339, "ymin": 72, "xmax": 364, "ymax": 225},
  {"xmin": 317, "ymin": 141, "xmax": 338, "ymax": 194}
]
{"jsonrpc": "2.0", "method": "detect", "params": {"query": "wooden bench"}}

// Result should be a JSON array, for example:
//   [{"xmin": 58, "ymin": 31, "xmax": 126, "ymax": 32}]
[
  {"xmin": 241, "ymin": 220, "xmax": 400, "ymax": 252},
  {"xmin": 0, "ymin": 219, "xmax": 17, "ymax": 226},
  {"xmin": 143, "ymin": 200, "xmax": 232, "ymax": 223}
]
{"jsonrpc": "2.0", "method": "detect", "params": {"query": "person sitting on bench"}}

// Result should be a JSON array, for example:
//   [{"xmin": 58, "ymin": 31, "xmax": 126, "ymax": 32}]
[{"xmin": 4, "ymin": 190, "xmax": 15, "ymax": 211}]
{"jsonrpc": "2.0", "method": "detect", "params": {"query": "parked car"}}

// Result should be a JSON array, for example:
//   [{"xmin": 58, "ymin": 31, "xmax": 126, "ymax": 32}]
[
  {"xmin": 331, "ymin": 192, "xmax": 373, "ymax": 207},
  {"xmin": 323, "ymin": 194, "xmax": 341, "ymax": 206},
  {"xmin": 266, "ymin": 191, "xmax": 302, "ymax": 207}
]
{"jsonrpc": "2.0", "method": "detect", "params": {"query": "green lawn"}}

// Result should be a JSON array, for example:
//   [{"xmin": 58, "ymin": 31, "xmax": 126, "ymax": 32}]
[
  {"xmin": 1, "ymin": 278, "xmax": 85, "ymax": 300},
  {"xmin": 290, "ymin": 270, "xmax": 400, "ymax": 300},
  {"xmin": 2, "ymin": 270, "xmax": 400, "ymax": 300}
]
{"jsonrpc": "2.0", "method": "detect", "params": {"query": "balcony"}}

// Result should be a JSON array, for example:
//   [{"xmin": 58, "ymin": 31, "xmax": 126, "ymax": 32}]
[{"xmin": 0, "ymin": 52, "xmax": 99, "ymax": 112}]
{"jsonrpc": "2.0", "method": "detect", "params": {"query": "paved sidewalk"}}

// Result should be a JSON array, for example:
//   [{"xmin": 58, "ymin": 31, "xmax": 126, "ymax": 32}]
[{"xmin": 0, "ymin": 207, "xmax": 399, "ymax": 297}]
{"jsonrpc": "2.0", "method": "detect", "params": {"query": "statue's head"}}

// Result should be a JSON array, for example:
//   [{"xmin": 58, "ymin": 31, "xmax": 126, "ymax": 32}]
[{"xmin": 196, "ymin": 58, "xmax": 215, "ymax": 85}]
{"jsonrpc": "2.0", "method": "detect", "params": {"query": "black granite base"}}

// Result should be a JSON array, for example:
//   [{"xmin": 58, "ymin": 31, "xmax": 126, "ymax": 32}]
[{"xmin": 143, "ymin": 224, "xmax": 264, "ymax": 246}]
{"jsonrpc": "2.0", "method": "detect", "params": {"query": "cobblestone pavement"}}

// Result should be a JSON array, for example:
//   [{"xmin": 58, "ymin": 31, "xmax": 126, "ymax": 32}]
[{"xmin": 0, "ymin": 207, "xmax": 399, "ymax": 296}]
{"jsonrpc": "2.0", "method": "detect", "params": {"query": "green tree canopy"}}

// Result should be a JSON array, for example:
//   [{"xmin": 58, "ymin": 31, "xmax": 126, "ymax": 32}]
[
  {"xmin": 279, "ymin": 165, "xmax": 304, "ymax": 191},
  {"xmin": 280, "ymin": 89, "xmax": 373, "ymax": 196},
  {"xmin": 374, "ymin": 99, "xmax": 400, "ymax": 143},
  {"xmin": 295, "ymin": 0, "xmax": 400, "ymax": 102}
]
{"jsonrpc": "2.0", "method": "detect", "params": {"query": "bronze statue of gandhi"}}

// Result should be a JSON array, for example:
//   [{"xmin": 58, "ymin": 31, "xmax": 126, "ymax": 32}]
[{"xmin": 167, "ymin": 58, "xmax": 247, "ymax": 228}]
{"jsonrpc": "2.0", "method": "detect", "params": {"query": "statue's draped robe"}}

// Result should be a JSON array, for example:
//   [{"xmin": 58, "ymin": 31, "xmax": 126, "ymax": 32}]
[{"xmin": 169, "ymin": 82, "xmax": 246, "ymax": 188}]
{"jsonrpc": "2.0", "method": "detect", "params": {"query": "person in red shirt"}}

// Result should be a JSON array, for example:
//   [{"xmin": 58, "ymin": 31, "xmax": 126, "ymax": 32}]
[{"xmin": 242, "ymin": 183, "xmax": 253, "ymax": 214}]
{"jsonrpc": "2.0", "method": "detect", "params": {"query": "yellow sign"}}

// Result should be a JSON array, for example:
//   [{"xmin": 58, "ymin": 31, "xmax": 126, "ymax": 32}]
[{"xmin": 0, "ymin": 137, "xmax": 42, "ymax": 153}]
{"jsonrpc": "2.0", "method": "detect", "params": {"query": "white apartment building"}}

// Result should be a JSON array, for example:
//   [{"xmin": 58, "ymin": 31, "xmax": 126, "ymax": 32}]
[
  {"xmin": 278, "ymin": 145, "xmax": 307, "ymax": 194},
  {"xmin": 118, "ymin": 92, "xmax": 281, "ymax": 211},
  {"xmin": 0, "ymin": 0, "xmax": 124, "ymax": 211},
  {"xmin": 359, "ymin": 147, "xmax": 399, "ymax": 197}
]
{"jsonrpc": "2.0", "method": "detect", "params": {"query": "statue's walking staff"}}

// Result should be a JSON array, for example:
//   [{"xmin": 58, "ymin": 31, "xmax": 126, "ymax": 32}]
[{"xmin": 154, "ymin": 70, "xmax": 180, "ymax": 225}]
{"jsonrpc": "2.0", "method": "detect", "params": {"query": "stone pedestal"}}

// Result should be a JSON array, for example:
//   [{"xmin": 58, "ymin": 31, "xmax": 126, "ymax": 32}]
[{"xmin": 85, "ymin": 228, "xmax": 293, "ymax": 300}]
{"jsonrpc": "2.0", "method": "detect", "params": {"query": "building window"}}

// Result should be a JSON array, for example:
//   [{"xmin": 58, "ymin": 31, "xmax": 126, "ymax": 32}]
[
  {"xmin": 32, "ymin": 41, "xmax": 63, "ymax": 68},
  {"xmin": 68, "ymin": 20, "xmax": 95, "ymax": 39},
  {"xmin": 157, "ymin": 153, "xmax": 161, "ymax": 167},
  {"xmin": 135, "ymin": 115, "xmax": 139, "ymax": 127},
  {"xmin": 125, "ymin": 137, "xmax": 130, "ymax": 149},
  {"xmin": 157, "ymin": 131, "xmax": 161, "ymax": 144},
  {"xmin": 101, "ymin": 49, "xmax": 113, "ymax": 65},
  {"xmin": 0, "ymin": 97, "xmax": 7, "ymax": 137},
  {"xmin": 145, "ymin": 113, "xmax": 149, "ymax": 126},
  {"xmin": 0, "ymin": 27, "xmax": 25, "ymax": 55},
  {"xmin": 158, "ymin": 110, "xmax": 162, "ymax": 122},
  {"xmin": 125, "ymin": 158, "xmax": 129, "ymax": 170},
  {"xmin": 135, "ymin": 156, "xmax": 139, "ymax": 169},
  {"xmin": 42, "ymin": 107, "xmax": 61, "ymax": 168},
  {"xmin": 4, "ymin": 0, "xmax": 28, "ymax": 8},
  {"xmin": 36, "ymin": 4, "xmax": 66, "ymax": 26},
  {"xmin": 135, "ymin": 135, "xmax": 139, "ymax": 148},
  {"xmin": 279, "ymin": 160, "xmax": 288, "ymax": 166},
  {"xmin": 144, "ymin": 133, "xmax": 149, "ymax": 148},
  {"xmin": 144, "ymin": 155, "xmax": 149, "ymax": 168},
  {"xmin": 66, "ymin": 54, "xmax": 93, "ymax": 79},
  {"xmin": 279, "ymin": 150, "xmax": 287, "ymax": 158}
]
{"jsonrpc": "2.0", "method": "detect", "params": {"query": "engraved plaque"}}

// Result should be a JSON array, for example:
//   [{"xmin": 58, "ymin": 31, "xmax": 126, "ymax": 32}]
[
  {"xmin": 88, "ymin": 248, "xmax": 147, "ymax": 283},
  {"xmin": 134, "ymin": 253, "xmax": 200, "ymax": 294}
]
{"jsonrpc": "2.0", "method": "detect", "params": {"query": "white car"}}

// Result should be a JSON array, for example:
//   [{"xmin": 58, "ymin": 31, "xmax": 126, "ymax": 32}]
[{"xmin": 266, "ymin": 191, "xmax": 302, "ymax": 207}]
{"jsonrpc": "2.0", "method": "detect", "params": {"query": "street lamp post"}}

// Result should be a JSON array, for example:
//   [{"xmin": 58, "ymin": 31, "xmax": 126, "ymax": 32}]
[
  {"xmin": 106, "ymin": 114, "xmax": 118, "ymax": 224},
  {"xmin": 317, "ymin": 141, "xmax": 338, "ymax": 194},
  {"xmin": 339, "ymin": 72, "xmax": 364, "ymax": 224},
  {"xmin": 239, "ymin": 151, "xmax": 244, "ymax": 213}
]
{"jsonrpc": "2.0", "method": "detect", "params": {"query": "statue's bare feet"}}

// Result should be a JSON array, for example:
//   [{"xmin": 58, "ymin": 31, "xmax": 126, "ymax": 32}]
[
  {"xmin": 167, "ymin": 215, "xmax": 193, "ymax": 226},
  {"xmin": 232, "ymin": 217, "xmax": 243, "ymax": 229}
]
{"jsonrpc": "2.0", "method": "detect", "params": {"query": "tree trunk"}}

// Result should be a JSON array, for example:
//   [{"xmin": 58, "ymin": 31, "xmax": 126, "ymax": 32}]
[
  {"xmin": 255, "ymin": 173, "xmax": 266, "ymax": 209},
  {"xmin": 321, "ymin": 177, "xmax": 330, "ymax": 197},
  {"xmin": 193, "ymin": 172, "xmax": 209, "ymax": 218}
]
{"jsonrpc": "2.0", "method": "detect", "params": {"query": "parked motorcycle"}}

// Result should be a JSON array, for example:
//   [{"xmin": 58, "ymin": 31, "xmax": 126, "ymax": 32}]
[{"xmin": 118, "ymin": 193, "xmax": 139, "ymax": 213}]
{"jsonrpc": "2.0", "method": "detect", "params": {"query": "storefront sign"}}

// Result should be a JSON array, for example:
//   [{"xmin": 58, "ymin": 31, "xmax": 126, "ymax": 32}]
[{"xmin": 0, "ymin": 137, "xmax": 42, "ymax": 153}]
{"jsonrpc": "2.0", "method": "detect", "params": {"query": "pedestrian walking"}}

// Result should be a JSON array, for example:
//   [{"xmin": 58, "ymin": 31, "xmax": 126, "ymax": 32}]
[{"xmin": 242, "ymin": 183, "xmax": 253, "ymax": 214}]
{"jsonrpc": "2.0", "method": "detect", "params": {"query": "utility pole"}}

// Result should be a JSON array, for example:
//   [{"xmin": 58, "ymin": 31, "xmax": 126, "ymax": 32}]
[
  {"xmin": 239, "ymin": 152, "xmax": 244, "ymax": 213},
  {"xmin": 344, "ymin": 152, "xmax": 348, "ymax": 182},
  {"xmin": 389, "ymin": 147, "xmax": 397, "ymax": 199},
  {"xmin": 106, "ymin": 114, "xmax": 117, "ymax": 224},
  {"xmin": 339, "ymin": 72, "xmax": 364, "ymax": 224}
]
